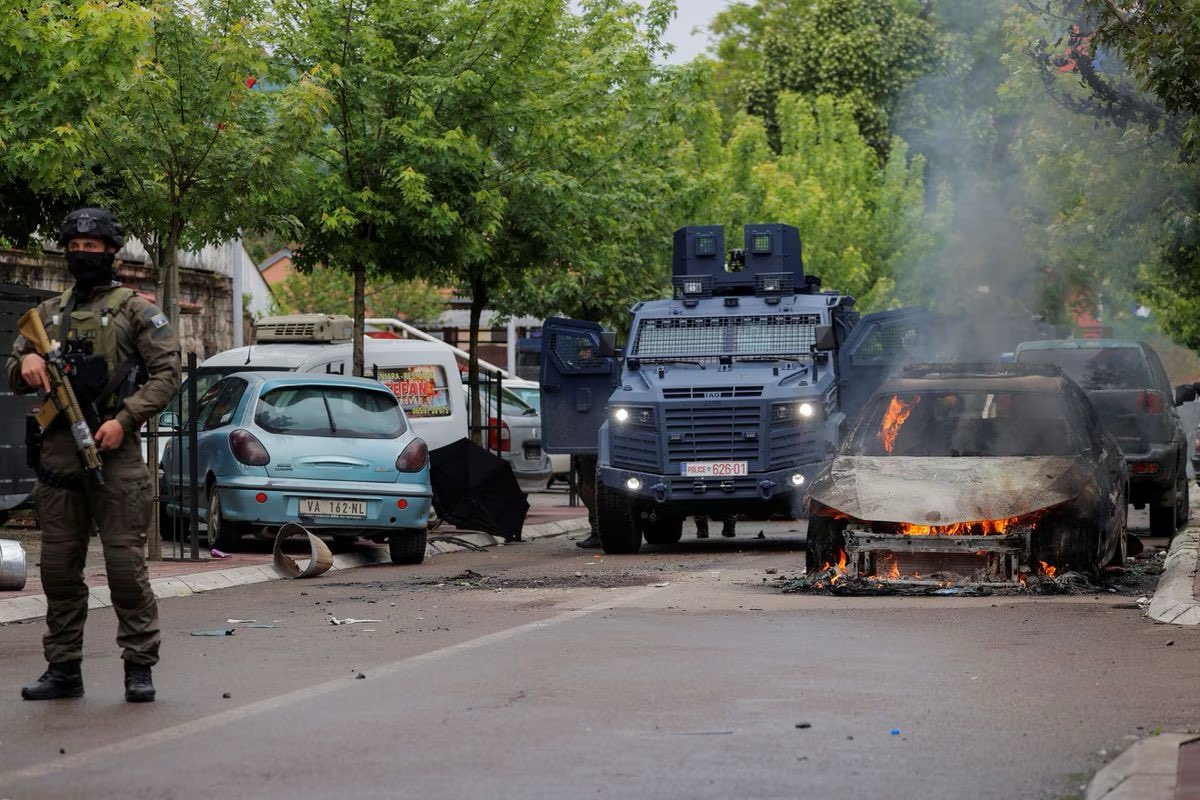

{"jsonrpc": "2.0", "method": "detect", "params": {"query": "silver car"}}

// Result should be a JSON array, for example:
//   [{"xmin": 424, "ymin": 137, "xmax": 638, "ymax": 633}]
[{"xmin": 465, "ymin": 386, "xmax": 552, "ymax": 493}]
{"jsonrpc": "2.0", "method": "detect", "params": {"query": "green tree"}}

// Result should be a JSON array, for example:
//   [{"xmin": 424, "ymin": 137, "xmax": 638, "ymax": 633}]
[
  {"xmin": 699, "ymin": 94, "xmax": 932, "ymax": 309},
  {"xmin": 275, "ymin": 0, "xmax": 682, "ymax": 437},
  {"xmin": 709, "ymin": 0, "xmax": 945, "ymax": 152},
  {"xmin": 0, "ymin": 1, "xmax": 150, "ymax": 246},
  {"xmin": 3, "ymin": 0, "xmax": 319, "ymax": 327},
  {"xmin": 273, "ymin": 267, "xmax": 445, "ymax": 322}
]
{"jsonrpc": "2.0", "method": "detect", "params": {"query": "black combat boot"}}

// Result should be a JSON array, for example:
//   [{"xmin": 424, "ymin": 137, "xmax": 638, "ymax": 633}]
[
  {"xmin": 21, "ymin": 660, "xmax": 84, "ymax": 700},
  {"xmin": 576, "ymin": 532, "xmax": 602, "ymax": 549},
  {"xmin": 695, "ymin": 517, "xmax": 710, "ymax": 539},
  {"xmin": 721, "ymin": 518, "xmax": 737, "ymax": 538},
  {"xmin": 124, "ymin": 661, "xmax": 156, "ymax": 703}
]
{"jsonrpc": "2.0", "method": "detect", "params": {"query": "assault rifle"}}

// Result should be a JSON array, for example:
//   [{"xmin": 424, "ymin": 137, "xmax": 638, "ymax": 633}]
[{"xmin": 18, "ymin": 308, "xmax": 105, "ymax": 485}]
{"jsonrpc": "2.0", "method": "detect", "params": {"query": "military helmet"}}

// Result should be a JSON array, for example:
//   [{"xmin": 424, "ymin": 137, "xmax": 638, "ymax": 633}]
[{"xmin": 58, "ymin": 207, "xmax": 125, "ymax": 249}]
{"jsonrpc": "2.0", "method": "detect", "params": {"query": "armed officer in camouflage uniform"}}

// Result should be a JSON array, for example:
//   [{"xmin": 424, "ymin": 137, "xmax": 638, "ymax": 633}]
[{"xmin": 7, "ymin": 208, "xmax": 181, "ymax": 703}]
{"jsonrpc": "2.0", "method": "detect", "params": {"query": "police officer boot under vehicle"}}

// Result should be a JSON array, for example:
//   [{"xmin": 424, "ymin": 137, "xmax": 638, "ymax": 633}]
[{"xmin": 540, "ymin": 224, "xmax": 858, "ymax": 555}]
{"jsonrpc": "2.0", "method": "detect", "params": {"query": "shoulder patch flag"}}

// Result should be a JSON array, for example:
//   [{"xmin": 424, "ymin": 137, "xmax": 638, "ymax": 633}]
[{"xmin": 150, "ymin": 313, "xmax": 169, "ymax": 329}]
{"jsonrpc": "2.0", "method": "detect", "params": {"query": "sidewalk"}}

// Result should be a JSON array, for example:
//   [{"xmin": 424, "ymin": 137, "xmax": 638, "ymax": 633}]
[
  {"xmin": 0, "ymin": 490, "xmax": 589, "ymax": 625},
  {"xmin": 1085, "ymin": 522, "xmax": 1200, "ymax": 799}
]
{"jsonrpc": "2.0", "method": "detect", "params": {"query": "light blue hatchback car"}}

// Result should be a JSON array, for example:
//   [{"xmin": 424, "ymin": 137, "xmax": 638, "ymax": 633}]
[{"xmin": 160, "ymin": 372, "xmax": 433, "ymax": 564}]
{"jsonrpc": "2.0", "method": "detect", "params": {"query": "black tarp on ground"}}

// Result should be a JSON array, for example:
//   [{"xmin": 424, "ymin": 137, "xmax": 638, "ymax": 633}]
[{"xmin": 429, "ymin": 438, "xmax": 529, "ymax": 542}]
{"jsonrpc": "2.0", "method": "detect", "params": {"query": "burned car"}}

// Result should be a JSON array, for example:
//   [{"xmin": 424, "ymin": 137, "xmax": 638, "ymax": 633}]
[{"xmin": 806, "ymin": 365, "xmax": 1128, "ymax": 584}]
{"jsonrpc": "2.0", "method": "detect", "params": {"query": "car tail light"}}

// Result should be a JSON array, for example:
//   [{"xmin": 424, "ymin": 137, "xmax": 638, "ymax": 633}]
[
  {"xmin": 229, "ymin": 429, "xmax": 270, "ymax": 466},
  {"xmin": 395, "ymin": 438, "xmax": 428, "ymax": 472},
  {"xmin": 1137, "ymin": 390, "xmax": 1165, "ymax": 414},
  {"xmin": 1131, "ymin": 461, "xmax": 1161, "ymax": 474},
  {"xmin": 488, "ymin": 418, "xmax": 511, "ymax": 452}
]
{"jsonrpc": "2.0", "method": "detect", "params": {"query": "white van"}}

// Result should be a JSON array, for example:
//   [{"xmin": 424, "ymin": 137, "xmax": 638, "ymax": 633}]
[{"xmin": 194, "ymin": 315, "xmax": 468, "ymax": 451}]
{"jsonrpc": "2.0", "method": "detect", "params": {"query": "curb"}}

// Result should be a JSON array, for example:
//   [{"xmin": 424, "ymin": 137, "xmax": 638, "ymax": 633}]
[
  {"xmin": 1147, "ymin": 528, "xmax": 1200, "ymax": 625},
  {"xmin": 1085, "ymin": 733, "xmax": 1200, "ymax": 800},
  {"xmin": 0, "ymin": 517, "xmax": 589, "ymax": 626}
]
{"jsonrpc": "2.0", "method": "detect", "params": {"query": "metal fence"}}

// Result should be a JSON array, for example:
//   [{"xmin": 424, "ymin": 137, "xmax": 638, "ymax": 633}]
[{"xmin": 147, "ymin": 352, "xmax": 202, "ymax": 561}]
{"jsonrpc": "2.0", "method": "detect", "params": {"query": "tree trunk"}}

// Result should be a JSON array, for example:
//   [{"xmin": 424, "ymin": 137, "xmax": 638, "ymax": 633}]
[
  {"xmin": 352, "ymin": 261, "xmax": 366, "ymax": 377},
  {"xmin": 164, "ymin": 215, "xmax": 183, "ymax": 332},
  {"xmin": 467, "ymin": 273, "xmax": 489, "ymax": 447}
]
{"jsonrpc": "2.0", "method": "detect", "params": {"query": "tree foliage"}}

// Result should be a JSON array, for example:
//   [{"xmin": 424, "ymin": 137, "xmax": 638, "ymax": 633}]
[
  {"xmin": 709, "ymin": 0, "xmax": 946, "ymax": 152},
  {"xmin": 272, "ymin": 268, "xmax": 445, "ymax": 323}
]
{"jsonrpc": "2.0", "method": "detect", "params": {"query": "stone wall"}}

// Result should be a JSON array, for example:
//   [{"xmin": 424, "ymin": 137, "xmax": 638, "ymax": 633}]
[{"xmin": 0, "ymin": 249, "xmax": 233, "ymax": 360}]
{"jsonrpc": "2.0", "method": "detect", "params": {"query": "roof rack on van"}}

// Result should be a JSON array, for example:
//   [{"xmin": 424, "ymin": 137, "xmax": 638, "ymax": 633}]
[{"xmin": 254, "ymin": 314, "xmax": 353, "ymax": 343}]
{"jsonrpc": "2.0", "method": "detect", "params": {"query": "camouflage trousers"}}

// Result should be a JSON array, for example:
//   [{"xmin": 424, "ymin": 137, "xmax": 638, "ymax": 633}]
[{"xmin": 33, "ymin": 432, "xmax": 159, "ymax": 666}]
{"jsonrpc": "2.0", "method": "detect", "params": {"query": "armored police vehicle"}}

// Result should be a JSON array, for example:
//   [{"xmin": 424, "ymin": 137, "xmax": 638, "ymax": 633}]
[{"xmin": 540, "ymin": 224, "xmax": 860, "ymax": 553}]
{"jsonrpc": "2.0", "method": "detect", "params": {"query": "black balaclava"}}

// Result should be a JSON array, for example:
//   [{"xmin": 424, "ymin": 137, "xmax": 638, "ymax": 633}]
[{"xmin": 66, "ymin": 250, "xmax": 117, "ymax": 294}]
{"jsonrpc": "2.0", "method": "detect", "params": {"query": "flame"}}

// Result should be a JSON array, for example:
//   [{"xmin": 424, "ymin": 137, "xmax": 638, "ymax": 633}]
[
  {"xmin": 894, "ymin": 516, "xmax": 1033, "ymax": 537},
  {"xmin": 1038, "ymin": 561, "xmax": 1057, "ymax": 578},
  {"xmin": 879, "ymin": 395, "xmax": 919, "ymax": 453},
  {"xmin": 886, "ymin": 560, "xmax": 900, "ymax": 579},
  {"xmin": 836, "ymin": 550, "xmax": 847, "ymax": 571},
  {"xmin": 1018, "ymin": 572, "xmax": 1028, "ymax": 587}
]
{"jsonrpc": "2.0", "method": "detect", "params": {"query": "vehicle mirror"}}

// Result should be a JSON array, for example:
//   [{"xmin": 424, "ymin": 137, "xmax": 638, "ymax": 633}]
[
  {"xmin": 157, "ymin": 411, "xmax": 181, "ymax": 429},
  {"xmin": 598, "ymin": 331, "xmax": 617, "ymax": 358},
  {"xmin": 813, "ymin": 325, "xmax": 837, "ymax": 351},
  {"xmin": 1174, "ymin": 384, "xmax": 1197, "ymax": 406}
]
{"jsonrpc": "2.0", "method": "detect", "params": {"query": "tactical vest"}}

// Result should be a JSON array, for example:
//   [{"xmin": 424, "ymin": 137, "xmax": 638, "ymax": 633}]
[{"xmin": 52, "ymin": 286, "xmax": 139, "ymax": 418}]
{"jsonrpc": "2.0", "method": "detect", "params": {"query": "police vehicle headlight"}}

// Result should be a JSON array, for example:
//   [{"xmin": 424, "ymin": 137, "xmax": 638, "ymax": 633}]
[
  {"xmin": 790, "ymin": 473, "xmax": 805, "ymax": 487},
  {"xmin": 613, "ymin": 408, "xmax": 630, "ymax": 423},
  {"xmin": 626, "ymin": 477, "xmax": 642, "ymax": 491},
  {"xmin": 798, "ymin": 402, "xmax": 816, "ymax": 419}
]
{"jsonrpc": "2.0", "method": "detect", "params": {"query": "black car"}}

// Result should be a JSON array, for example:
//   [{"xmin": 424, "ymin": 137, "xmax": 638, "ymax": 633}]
[
  {"xmin": 806, "ymin": 365, "xmax": 1129, "ymax": 580},
  {"xmin": 1014, "ymin": 339, "xmax": 1189, "ymax": 537}
]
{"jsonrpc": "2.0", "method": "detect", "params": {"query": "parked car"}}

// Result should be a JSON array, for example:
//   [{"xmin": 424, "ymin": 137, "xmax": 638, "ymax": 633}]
[
  {"xmin": 1014, "ymin": 339, "xmax": 1190, "ymax": 536},
  {"xmin": 465, "ymin": 384, "xmax": 553, "ymax": 493},
  {"xmin": 504, "ymin": 377, "xmax": 570, "ymax": 485},
  {"xmin": 160, "ymin": 372, "xmax": 433, "ymax": 564},
  {"xmin": 806, "ymin": 364, "xmax": 1129, "ymax": 578},
  {"xmin": 193, "ymin": 314, "xmax": 468, "ymax": 451}
]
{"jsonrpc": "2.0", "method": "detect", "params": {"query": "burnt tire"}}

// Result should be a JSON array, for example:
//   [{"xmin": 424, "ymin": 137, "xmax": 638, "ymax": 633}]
[
  {"xmin": 805, "ymin": 516, "xmax": 846, "ymax": 575},
  {"xmin": 1032, "ymin": 523, "xmax": 1096, "ymax": 573},
  {"xmin": 597, "ymin": 483, "xmax": 641, "ymax": 554},
  {"xmin": 206, "ymin": 488, "xmax": 246, "ymax": 551},
  {"xmin": 389, "ymin": 530, "xmax": 427, "ymax": 565},
  {"xmin": 642, "ymin": 515, "xmax": 683, "ymax": 546}
]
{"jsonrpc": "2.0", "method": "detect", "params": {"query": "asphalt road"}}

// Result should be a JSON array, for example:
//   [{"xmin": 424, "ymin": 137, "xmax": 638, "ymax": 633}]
[{"xmin": 0, "ymin": 519, "xmax": 1197, "ymax": 800}]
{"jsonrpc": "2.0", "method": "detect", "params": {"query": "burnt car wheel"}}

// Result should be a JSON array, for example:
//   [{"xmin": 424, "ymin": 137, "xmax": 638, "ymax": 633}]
[
  {"xmin": 1032, "ymin": 523, "xmax": 1096, "ymax": 573},
  {"xmin": 597, "ymin": 483, "xmax": 641, "ymax": 554},
  {"xmin": 642, "ymin": 514, "xmax": 683, "ymax": 546},
  {"xmin": 805, "ymin": 516, "xmax": 846, "ymax": 574},
  {"xmin": 389, "ymin": 529, "xmax": 427, "ymax": 565}
]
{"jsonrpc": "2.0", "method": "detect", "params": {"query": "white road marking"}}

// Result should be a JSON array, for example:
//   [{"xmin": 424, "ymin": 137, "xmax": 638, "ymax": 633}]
[{"xmin": 0, "ymin": 584, "xmax": 667, "ymax": 788}]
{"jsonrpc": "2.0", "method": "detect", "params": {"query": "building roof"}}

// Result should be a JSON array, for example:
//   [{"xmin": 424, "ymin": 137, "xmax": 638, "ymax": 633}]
[{"xmin": 258, "ymin": 248, "xmax": 293, "ymax": 272}]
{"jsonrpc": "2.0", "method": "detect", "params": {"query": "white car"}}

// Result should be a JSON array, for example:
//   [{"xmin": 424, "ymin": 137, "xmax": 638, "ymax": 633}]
[{"xmin": 504, "ymin": 378, "xmax": 571, "ymax": 485}]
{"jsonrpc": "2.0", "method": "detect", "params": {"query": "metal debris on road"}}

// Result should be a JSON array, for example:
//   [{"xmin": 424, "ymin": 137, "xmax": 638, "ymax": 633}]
[
  {"xmin": 327, "ymin": 616, "xmax": 382, "ymax": 625},
  {"xmin": 226, "ymin": 619, "xmax": 256, "ymax": 623},
  {"xmin": 0, "ymin": 539, "xmax": 28, "ymax": 591},
  {"xmin": 272, "ymin": 522, "xmax": 334, "ymax": 579},
  {"xmin": 191, "ymin": 629, "xmax": 235, "ymax": 636}
]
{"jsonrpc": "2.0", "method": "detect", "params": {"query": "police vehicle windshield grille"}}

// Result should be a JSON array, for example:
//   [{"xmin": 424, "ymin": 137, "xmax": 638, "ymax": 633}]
[{"xmin": 632, "ymin": 315, "xmax": 821, "ymax": 359}]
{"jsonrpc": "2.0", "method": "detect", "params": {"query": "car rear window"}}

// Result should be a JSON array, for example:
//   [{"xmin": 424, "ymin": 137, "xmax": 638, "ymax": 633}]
[
  {"xmin": 847, "ymin": 390, "xmax": 1082, "ymax": 457},
  {"xmin": 255, "ymin": 386, "xmax": 406, "ymax": 439},
  {"xmin": 1017, "ymin": 347, "xmax": 1150, "ymax": 390}
]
